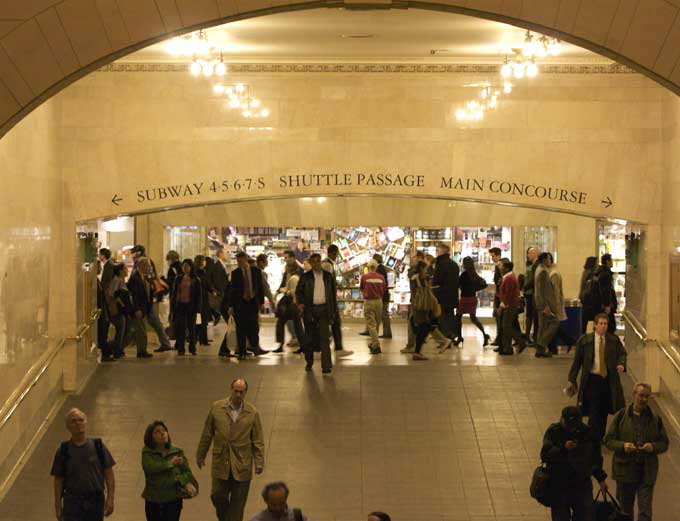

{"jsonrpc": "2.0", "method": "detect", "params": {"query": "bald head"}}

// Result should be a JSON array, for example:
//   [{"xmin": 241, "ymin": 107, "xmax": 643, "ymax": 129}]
[
  {"xmin": 65, "ymin": 408, "xmax": 87, "ymax": 436},
  {"xmin": 230, "ymin": 378, "xmax": 248, "ymax": 407},
  {"xmin": 527, "ymin": 247, "xmax": 539, "ymax": 262}
]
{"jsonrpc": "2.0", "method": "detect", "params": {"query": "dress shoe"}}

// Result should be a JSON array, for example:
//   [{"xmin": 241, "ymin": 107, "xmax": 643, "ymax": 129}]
[
  {"xmin": 154, "ymin": 346, "xmax": 172, "ymax": 353},
  {"xmin": 401, "ymin": 346, "xmax": 415, "ymax": 353},
  {"xmin": 237, "ymin": 354, "xmax": 247, "ymax": 361},
  {"xmin": 517, "ymin": 343, "xmax": 527, "ymax": 354},
  {"xmin": 177, "ymin": 351, "xmax": 185, "ymax": 356},
  {"xmin": 490, "ymin": 338, "xmax": 501, "ymax": 346},
  {"xmin": 335, "ymin": 349, "xmax": 354, "ymax": 357},
  {"xmin": 190, "ymin": 350, "xmax": 196, "ymax": 356},
  {"xmin": 305, "ymin": 363, "xmax": 313, "ymax": 372},
  {"xmin": 322, "ymin": 368, "xmax": 332, "ymax": 374},
  {"xmin": 272, "ymin": 346, "xmax": 284, "ymax": 353},
  {"xmin": 137, "ymin": 352, "xmax": 153, "ymax": 358},
  {"xmin": 100, "ymin": 356, "xmax": 116, "ymax": 362},
  {"xmin": 412, "ymin": 353, "xmax": 428, "ymax": 361},
  {"xmin": 286, "ymin": 339, "xmax": 299, "ymax": 347},
  {"xmin": 535, "ymin": 351, "xmax": 553, "ymax": 358},
  {"xmin": 483, "ymin": 334, "xmax": 491, "ymax": 347},
  {"xmin": 293, "ymin": 348, "xmax": 304, "ymax": 354},
  {"xmin": 498, "ymin": 349, "xmax": 514, "ymax": 355},
  {"xmin": 437, "ymin": 339, "xmax": 453, "ymax": 353},
  {"xmin": 369, "ymin": 347, "xmax": 382, "ymax": 355},
  {"xmin": 359, "ymin": 331, "xmax": 369, "ymax": 336},
  {"xmin": 249, "ymin": 348, "xmax": 268, "ymax": 356}
]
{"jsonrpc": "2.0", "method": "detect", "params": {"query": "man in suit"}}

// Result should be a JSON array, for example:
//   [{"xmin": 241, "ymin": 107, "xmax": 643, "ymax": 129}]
[
  {"xmin": 535, "ymin": 252, "xmax": 559, "ymax": 358},
  {"xmin": 229, "ymin": 252, "xmax": 266, "ymax": 360},
  {"xmin": 197, "ymin": 378, "xmax": 265, "ymax": 521},
  {"xmin": 596, "ymin": 253, "xmax": 618, "ymax": 333},
  {"xmin": 431, "ymin": 243, "xmax": 459, "ymax": 350},
  {"xmin": 567, "ymin": 312, "xmax": 627, "ymax": 441},
  {"xmin": 126, "ymin": 257, "xmax": 154, "ymax": 358},
  {"xmin": 97, "ymin": 248, "xmax": 114, "ymax": 357},
  {"xmin": 322, "ymin": 244, "xmax": 350, "ymax": 354},
  {"xmin": 296, "ymin": 253, "xmax": 338, "ymax": 374},
  {"xmin": 211, "ymin": 248, "xmax": 234, "ymax": 357}
]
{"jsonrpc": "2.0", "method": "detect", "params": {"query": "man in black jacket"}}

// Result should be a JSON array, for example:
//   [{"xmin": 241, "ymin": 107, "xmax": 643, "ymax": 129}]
[
  {"xmin": 210, "ymin": 248, "xmax": 234, "ymax": 357},
  {"xmin": 97, "ymin": 248, "xmax": 114, "ymax": 357},
  {"xmin": 296, "ymin": 253, "xmax": 338, "ymax": 374},
  {"xmin": 541, "ymin": 406, "xmax": 608, "ymax": 521},
  {"xmin": 322, "ymin": 244, "xmax": 347, "ymax": 352},
  {"xmin": 126, "ymin": 257, "xmax": 153, "ymax": 358},
  {"xmin": 432, "ymin": 244, "xmax": 460, "ymax": 344},
  {"xmin": 596, "ymin": 253, "xmax": 617, "ymax": 333},
  {"xmin": 229, "ymin": 252, "xmax": 266, "ymax": 360}
]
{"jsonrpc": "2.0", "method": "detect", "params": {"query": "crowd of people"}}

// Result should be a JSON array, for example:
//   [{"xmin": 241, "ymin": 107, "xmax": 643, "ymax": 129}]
[{"xmin": 96, "ymin": 240, "xmax": 621, "ymax": 369}]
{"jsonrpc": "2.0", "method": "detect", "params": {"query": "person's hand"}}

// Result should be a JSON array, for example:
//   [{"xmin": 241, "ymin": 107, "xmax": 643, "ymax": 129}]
[
  {"xmin": 598, "ymin": 480, "xmax": 608, "ymax": 493},
  {"xmin": 255, "ymin": 466, "xmax": 263, "ymax": 475},
  {"xmin": 640, "ymin": 442, "xmax": 654, "ymax": 453},
  {"xmin": 624, "ymin": 442, "xmax": 637, "ymax": 453},
  {"xmin": 565, "ymin": 440, "xmax": 578, "ymax": 450},
  {"xmin": 104, "ymin": 496, "xmax": 114, "ymax": 517},
  {"xmin": 197, "ymin": 457, "xmax": 205, "ymax": 469},
  {"xmin": 543, "ymin": 307, "xmax": 552, "ymax": 316},
  {"xmin": 135, "ymin": 310, "xmax": 142, "ymax": 319},
  {"xmin": 171, "ymin": 456, "xmax": 184, "ymax": 466},
  {"xmin": 617, "ymin": 365, "xmax": 625, "ymax": 373}
]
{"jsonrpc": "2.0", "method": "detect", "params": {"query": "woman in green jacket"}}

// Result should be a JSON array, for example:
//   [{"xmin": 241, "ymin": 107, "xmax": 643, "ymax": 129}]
[{"xmin": 142, "ymin": 421, "xmax": 197, "ymax": 521}]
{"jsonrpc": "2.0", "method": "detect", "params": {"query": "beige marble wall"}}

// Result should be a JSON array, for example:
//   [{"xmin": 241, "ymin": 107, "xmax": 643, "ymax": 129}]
[{"xmin": 59, "ymin": 71, "xmax": 665, "ymax": 223}]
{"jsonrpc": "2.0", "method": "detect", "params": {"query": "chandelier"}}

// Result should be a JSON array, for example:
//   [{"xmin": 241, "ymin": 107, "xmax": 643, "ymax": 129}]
[
  {"xmin": 500, "ymin": 30, "xmax": 561, "ymax": 79},
  {"xmin": 165, "ymin": 30, "xmax": 227, "ymax": 77},
  {"xmin": 455, "ymin": 81, "xmax": 513, "ymax": 122},
  {"xmin": 213, "ymin": 83, "xmax": 270, "ymax": 118}
]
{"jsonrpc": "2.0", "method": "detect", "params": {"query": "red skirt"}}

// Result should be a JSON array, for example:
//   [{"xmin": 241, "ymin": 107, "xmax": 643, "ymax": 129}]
[{"xmin": 459, "ymin": 296, "xmax": 478, "ymax": 315}]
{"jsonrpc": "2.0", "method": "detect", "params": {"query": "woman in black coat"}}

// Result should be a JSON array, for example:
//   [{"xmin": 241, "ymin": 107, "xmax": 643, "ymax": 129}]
[
  {"xmin": 193, "ymin": 255, "xmax": 212, "ymax": 346},
  {"xmin": 171, "ymin": 259, "xmax": 202, "ymax": 355}
]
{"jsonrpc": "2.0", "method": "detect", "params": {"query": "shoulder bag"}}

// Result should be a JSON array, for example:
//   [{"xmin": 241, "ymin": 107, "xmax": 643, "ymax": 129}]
[{"xmin": 529, "ymin": 463, "xmax": 553, "ymax": 507}]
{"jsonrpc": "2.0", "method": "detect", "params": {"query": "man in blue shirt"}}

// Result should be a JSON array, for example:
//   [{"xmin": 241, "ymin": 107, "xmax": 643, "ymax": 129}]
[{"xmin": 250, "ymin": 482, "xmax": 306, "ymax": 521}]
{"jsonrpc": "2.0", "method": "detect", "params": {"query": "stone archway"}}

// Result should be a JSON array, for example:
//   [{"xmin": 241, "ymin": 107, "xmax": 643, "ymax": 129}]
[{"xmin": 0, "ymin": 0, "xmax": 678, "ymax": 138}]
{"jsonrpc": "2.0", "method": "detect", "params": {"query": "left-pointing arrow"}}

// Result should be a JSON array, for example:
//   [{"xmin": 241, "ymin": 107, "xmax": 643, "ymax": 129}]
[{"xmin": 112, "ymin": 194, "xmax": 122, "ymax": 206}]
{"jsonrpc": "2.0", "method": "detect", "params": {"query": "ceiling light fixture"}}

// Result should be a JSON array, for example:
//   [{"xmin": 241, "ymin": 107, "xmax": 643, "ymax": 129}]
[
  {"xmin": 499, "ymin": 30, "xmax": 561, "ymax": 81},
  {"xmin": 165, "ymin": 30, "xmax": 227, "ymax": 77}
]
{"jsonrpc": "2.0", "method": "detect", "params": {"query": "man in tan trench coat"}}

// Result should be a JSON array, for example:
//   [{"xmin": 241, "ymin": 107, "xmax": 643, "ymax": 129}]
[{"xmin": 197, "ymin": 378, "xmax": 265, "ymax": 521}]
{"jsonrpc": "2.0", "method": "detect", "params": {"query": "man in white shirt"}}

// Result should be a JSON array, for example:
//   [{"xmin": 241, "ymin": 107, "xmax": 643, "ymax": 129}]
[{"xmin": 567, "ymin": 313, "xmax": 627, "ymax": 440}]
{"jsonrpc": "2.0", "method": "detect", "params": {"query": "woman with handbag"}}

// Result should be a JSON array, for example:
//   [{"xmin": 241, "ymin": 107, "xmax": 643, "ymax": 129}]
[
  {"xmin": 193, "ymin": 255, "xmax": 212, "ymax": 346},
  {"xmin": 454, "ymin": 256, "xmax": 491, "ymax": 347},
  {"xmin": 170, "ymin": 259, "xmax": 202, "ymax": 356},
  {"xmin": 272, "ymin": 271, "xmax": 305, "ymax": 353},
  {"xmin": 142, "ymin": 420, "xmax": 198, "ymax": 521},
  {"xmin": 410, "ymin": 261, "xmax": 436, "ymax": 361},
  {"xmin": 106, "ymin": 263, "xmax": 131, "ymax": 360}
]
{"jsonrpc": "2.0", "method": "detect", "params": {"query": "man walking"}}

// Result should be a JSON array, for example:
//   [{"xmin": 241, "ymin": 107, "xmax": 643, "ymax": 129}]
[
  {"xmin": 51, "ymin": 408, "xmax": 116, "ymax": 521},
  {"xmin": 360, "ymin": 259, "xmax": 386, "ymax": 355},
  {"xmin": 211, "ymin": 248, "xmax": 234, "ymax": 357},
  {"xmin": 489, "ymin": 247, "xmax": 503, "ymax": 347},
  {"xmin": 250, "ymin": 482, "xmax": 307, "ymax": 521},
  {"xmin": 229, "ymin": 252, "xmax": 266, "ymax": 360},
  {"xmin": 322, "ymin": 244, "xmax": 348, "ymax": 354},
  {"xmin": 296, "ymin": 253, "xmax": 338, "ymax": 374},
  {"xmin": 595, "ymin": 253, "xmax": 618, "ymax": 333},
  {"xmin": 432, "ymin": 243, "xmax": 460, "ymax": 342},
  {"xmin": 605, "ymin": 383, "xmax": 669, "ymax": 521},
  {"xmin": 498, "ymin": 259, "xmax": 526, "ymax": 355},
  {"xmin": 401, "ymin": 251, "xmax": 425, "ymax": 354},
  {"xmin": 523, "ymin": 247, "xmax": 539, "ymax": 344},
  {"xmin": 197, "ymin": 379, "xmax": 265, "ymax": 521},
  {"xmin": 534, "ymin": 252, "xmax": 558, "ymax": 358},
  {"xmin": 567, "ymin": 313, "xmax": 627, "ymax": 440},
  {"xmin": 97, "ymin": 248, "xmax": 114, "ymax": 360},
  {"xmin": 127, "ymin": 257, "xmax": 154, "ymax": 358},
  {"xmin": 541, "ymin": 406, "xmax": 608, "ymax": 521},
  {"xmin": 374, "ymin": 254, "xmax": 392, "ymax": 339}
]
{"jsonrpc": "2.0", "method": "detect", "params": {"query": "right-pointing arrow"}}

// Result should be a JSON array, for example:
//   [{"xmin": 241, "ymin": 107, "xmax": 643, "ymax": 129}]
[{"xmin": 601, "ymin": 196, "xmax": 612, "ymax": 208}]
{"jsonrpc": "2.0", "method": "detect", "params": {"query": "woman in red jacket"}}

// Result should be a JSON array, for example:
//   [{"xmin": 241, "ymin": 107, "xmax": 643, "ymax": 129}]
[{"xmin": 498, "ymin": 259, "xmax": 527, "ymax": 355}]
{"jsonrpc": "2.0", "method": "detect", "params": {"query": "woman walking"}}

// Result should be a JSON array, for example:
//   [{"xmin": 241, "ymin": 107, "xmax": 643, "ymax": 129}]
[
  {"xmin": 105, "ymin": 263, "xmax": 132, "ymax": 359},
  {"xmin": 142, "ymin": 420, "xmax": 197, "ymax": 521},
  {"xmin": 454, "ymin": 256, "xmax": 491, "ymax": 347},
  {"xmin": 579, "ymin": 256, "xmax": 598, "ymax": 333},
  {"xmin": 193, "ymin": 255, "xmax": 212, "ymax": 346},
  {"xmin": 171, "ymin": 259, "xmax": 202, "ymax": 356},
  {"xmin": 409, "ymin": 261, "xmax": 435, "ymax": 361}
]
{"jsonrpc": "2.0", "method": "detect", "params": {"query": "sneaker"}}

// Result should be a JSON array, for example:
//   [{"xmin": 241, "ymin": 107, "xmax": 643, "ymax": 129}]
[
  {"xmin": 412, "ymin": 353, "xmax": 429, "ymax": 361},
  {"xmin": 400, "ymin": 346, "xmax": 415, "ymax": 354},
  {"xmin": 287, "ymin": 339, "xmax": 299, "ymax": 347}
]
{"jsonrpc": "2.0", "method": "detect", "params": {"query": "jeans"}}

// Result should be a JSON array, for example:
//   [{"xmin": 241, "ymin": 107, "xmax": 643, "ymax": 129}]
[
  {"xmin": 173, "ymin": 302, "xmax": 197, "ymax": 354},
  {"xmin": 62, "ymin": 493, "xmax": 104, "ymax": 521},
  {"xmin": 145, "ymin": 499, "xmax": 182, "ymax": 521},
  {"xmin": 211, "ymin": 476, "xmax": 250, "ymax": 521},
  {"xmin": 304, "ymin": 305, "xmax": 333, "ymax": 371},
  {"xmin": 411, "ymin": 316, "xmax": 431, "ymax": 354},
  {"xmin": 363, "ymin": 299, "xmax": 382, "ymax": 349},
  {"xmin": 147, "ymin": 303, "xmax": 172, "ymax": 349},
  {"xmin": 617, "ymin": 477, "xmax": 654, "ymax": 521},
  {"xmin": 109, "ymin": 314, "xmax": 126, "ymax": 357},
  {"xmin": 550, "ymin": 482, "xmax": 593, "ymax": 521}
]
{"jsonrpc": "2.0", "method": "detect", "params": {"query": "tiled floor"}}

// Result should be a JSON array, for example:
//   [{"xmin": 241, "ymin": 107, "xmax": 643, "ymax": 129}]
[{"xmin": 1, "ymin": 321, "xmax": 680, "ymax": 521}]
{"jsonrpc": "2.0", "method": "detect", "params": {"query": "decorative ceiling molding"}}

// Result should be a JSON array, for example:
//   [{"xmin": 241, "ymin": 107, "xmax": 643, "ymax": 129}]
[{"xmin": 100, "ymin": 62, "xmax": 635, "ymax": 74}]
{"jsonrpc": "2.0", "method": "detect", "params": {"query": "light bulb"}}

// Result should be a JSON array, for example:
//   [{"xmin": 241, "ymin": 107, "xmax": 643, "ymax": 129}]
[
  {"xmin": 501, "ymin": 62, "xmax": 512, "ymax": 78},
  {"xmin": 242, "ymin": 110, "xmax": 251, "ymax": 118},
  {"xmin": 251, "ymin": 99, "xmax": 261, "ymax": 108},
  {"xmin": 229, "ymin": 99, "xmax": 240, "ymax": 108},
  {"xmin": 260, "ymin": 108, "xmax": 270, "ymax": 118},
  {"xmin": 213, "ymin": 84, "xmax": 224, "ymax": 95},
  {"xmin": 235, "ymin": 84, "xmax": 245, "ymax": 93},
  {"xmin": 166, "ymin": 39, "xmax": 183, "ymax": 56},
  {"xmin": 456, "ymin": 109, "xmax": 467, "ymax": 121},
  {"xmin": 215, "ymin": 61, "xmax": 227, "ymax": 76},
  {"xmin": 474, "ymin": 110, "xmax": 484, "ymax": 121},
  {"xmin": 489, "ymin": 96, "xmax": 498, "ymax": 108},
  {"xmin": 513, "ymin": 64, "xmax": 525, "ymax": 79},
  {"xmin": 526, "ymin": 62, "xmax": 538, "ymax": 78},
  {"xmin": 548, "ymin": 40, "xmax": 561, "ymax": 56},
  {"xmin": 480, "ymin": 88, "xmax": 488, "ymax": 99},
  {"xmin": 189, "ymin": 61, "xmax": 201, "ymax": 76},
  {"xmin": 202, "ymin": 63, "xmax": 213, "ymax": 77},
  {"xmin": 467, "ymin": 100, "xmax": 479, "ymax": 110},
  {"xmin": 503, "ymin": 82, "xmax": 513, "ymax": 94}
]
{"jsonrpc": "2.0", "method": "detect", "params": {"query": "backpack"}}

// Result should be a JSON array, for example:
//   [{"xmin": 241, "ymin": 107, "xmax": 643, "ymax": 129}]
[
  {"xmin": 581, "ymin": 270, "xmax": 601, "ymax": 308},
  {"xmin": 59, "ymin": 438, "xmax": 107, "ymax": 484}
]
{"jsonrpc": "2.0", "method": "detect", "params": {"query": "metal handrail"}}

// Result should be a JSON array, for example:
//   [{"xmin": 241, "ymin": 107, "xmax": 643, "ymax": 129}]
[
  {"xmin": 0, "ymin": 309, "xmax": 100, "ymax": 432},
  {"xmin": 622, "ymin": 310, "xmax": 650, "ymax": 342}
]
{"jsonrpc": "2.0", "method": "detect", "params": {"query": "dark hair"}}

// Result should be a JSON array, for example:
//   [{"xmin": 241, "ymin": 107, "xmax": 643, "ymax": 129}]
[
  {"xmin": 236, "ymin": 251, "xmax": 248, "ymax": 260},
  {"xmin": 368, "ymin": 513, "xmax": 391, "ymax": 521},
  {"xmin": 584, "ymin": 256, "xmax": 597, "ymax": 270},
  {"xmin": 166, "ymin": 250, "xmax": 179, "ymax": 263},
  {"xmin": 415, "ymin": 260, "xmax": 427, "ymax": 275},
  {"xmin": 415, "ymin": 250, "xmax": 425, "ymax": 259},
  {"xmin": 437, "ymin": 243, "xmax": 450, "ymax": 253},
  {"xmin": 462, "ymin": 256, "xmax": 476, "ymax": 274},
  {"xmin": 194, "ymin": 255, "xmax": 205, "ymax": 269},
  {"xmin": 256, "ymin": 253, "xmax": 268, "ymax": 264},
  {"xmin": 283, "ymin": 250, "xmax": 295, "ymax": 259},
  {"xmin": 538, "ymin": 252, "xmax": 551, "ymax": 264},
  {"xmin": 601, "ymin": 253, "xmax": 612, "ymax": 265},
  {"xmin": 489, "ymin": 247, "xmax": 501, "ymax": 256},
  {"xmin": 99, "ymin": 248, "xmax": 111, "ymax": 259},
  {"xmin": 561, "ymin": 405, "xmax": 582, "ymax": 421},
  {"xmin": 594, "ymin": 312, "xmax": 609, "ymax": 324},
  {"xmin": 261, "ymin": 481, "xmax": 289, "ymax": 501},
  {"xmin": 231, "ymin": 378, "xmax": 248, "ymax": 391},
  {"xmin": 112, "ymin": 263, "xmax": 126, "ymax": 277},
  {"xmin": 373, "ymin": 253, "xmax": 383, "ymax": 264},
  {"xmin": 181, "ymin": 258, "xmax": 195, "ymax": 277},
  {"xmin": 144, "ymin": 420, "xmax": 171, "ymax": 449},
  {"xmin": 327, "ymin": 244, "xmax": 339, "ymax": 255},
  {"xmin": 501, "ymin": 258, "xmax": 514, "ymax": 272},
  {"xmin": 309, "ymin": 253, "xmax": 322, "ymax": 262}
]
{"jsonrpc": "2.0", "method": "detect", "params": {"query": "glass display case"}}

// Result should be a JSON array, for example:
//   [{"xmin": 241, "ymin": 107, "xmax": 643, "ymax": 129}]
[
  {"xmin": 522, "ymin": 226, "xmax": 558, "ymax": 262},
  {"xmin": 163, "ymin": 226, "xmax": 206, "ymax": 261}
]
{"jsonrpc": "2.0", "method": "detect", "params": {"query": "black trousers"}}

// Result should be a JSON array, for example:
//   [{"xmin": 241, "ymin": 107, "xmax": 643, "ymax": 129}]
[
  {"xmin": 276, "ymin": 309, "xmax": 304, "ymax": 346},
  {"xmin": 303, "ymin": 305, "xmax": 332, "ymax": 371},
  {"xmin": 331, "ymin": 309, "xmax": 343, "ymax": 350},
  {"xmin": 411, "ymin": 316, "xmax": 431, "ymax": 354},
  {"xmin": 145, "ymin": 500, "xmax": 182, "ymax": 521},
  {"xmin": 550, "ymin": 482, "xmax": 593, "ymax": 521},
  {"xmin": 62, "ymin": 493, "xmax": 104, "ymax": 521},
  {"xmin": 584, "ymin": 374, "xmax": 611, "ymax": 441},
  {"xmin": 97, "ymin": 314, "xmax": 110, "ymax": 354},
  {"xmin": 525, "ymin": 294, "xmax": 538, "ymax": 341},
  {"xmin": 234, "ymin": 300, "xmax": 259, "ymax": 356},
  {"xmin": 173, "ymin": 302, "xmax": 196, "ymax": 354}
]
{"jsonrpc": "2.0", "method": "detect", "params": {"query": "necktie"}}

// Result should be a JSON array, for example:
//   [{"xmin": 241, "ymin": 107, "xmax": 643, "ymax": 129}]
[
  {"xmin": 244, "ymin": 268, "xmax": 253, "ymax": 300},
  {"xmin": 599, "ymin": 335, "xmax": 607, "ymax": 378}
]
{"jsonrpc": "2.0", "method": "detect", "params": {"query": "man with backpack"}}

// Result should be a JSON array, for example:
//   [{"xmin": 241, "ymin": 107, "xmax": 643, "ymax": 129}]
[
  {"xmin": 51, "ymin": 408, "xmax": 116, "ymax": 521},
  {"xmin": 250, "ymin": 482, "xmax": 306, "ymax": 521}
]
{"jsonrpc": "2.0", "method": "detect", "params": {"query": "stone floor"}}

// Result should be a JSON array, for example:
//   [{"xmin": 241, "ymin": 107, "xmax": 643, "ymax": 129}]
[{"xmin": 1, "ymin": 321, "xmax": 680, "ymax": 521}]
